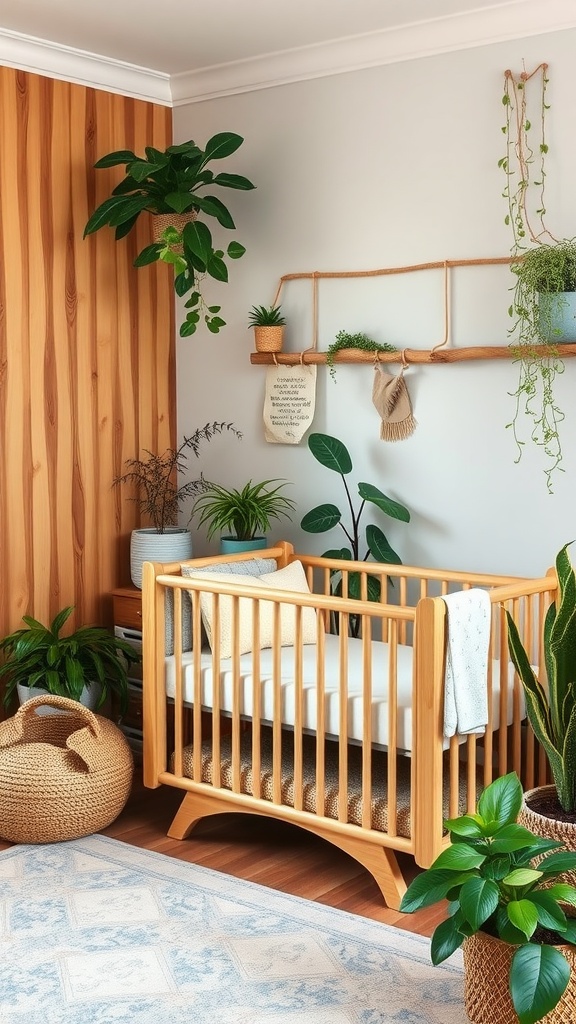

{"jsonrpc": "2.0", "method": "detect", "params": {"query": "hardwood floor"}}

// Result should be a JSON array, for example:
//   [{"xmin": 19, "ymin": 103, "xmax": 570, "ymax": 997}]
[{"xmin": 0, "ymin": 767, "xmax": 446, "ymax": 937}]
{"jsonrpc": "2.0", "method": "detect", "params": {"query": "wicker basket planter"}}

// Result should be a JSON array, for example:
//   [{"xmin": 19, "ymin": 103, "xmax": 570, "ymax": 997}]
[
  {"xmin": 463, "ymin": 930, "xmax": 576, "ymax": 1024},
  {"xmin": 518, "ymin": 784, "xmax": 576, "ymax": 887},
  {"xmin": 0, "ymin": 694, "xmax": 133, "ymax": 843},
  {"xmin": 253, "ymin": 325, "xmax": 284, "ymax": 353},
  {"xmin": 152, "ymin": 211, "xmax": 198, "ymax": 253}
]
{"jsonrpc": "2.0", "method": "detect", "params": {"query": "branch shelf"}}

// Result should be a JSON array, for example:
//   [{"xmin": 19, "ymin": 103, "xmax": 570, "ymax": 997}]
[{"xmin": 251, "ymin": 344, "xmax": 576, "ymax": 366}]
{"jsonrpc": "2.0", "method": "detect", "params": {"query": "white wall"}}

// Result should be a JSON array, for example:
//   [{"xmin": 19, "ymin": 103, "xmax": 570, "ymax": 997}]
[{"xmin": 174, "ymin": 28, "xmax": 576, "ymax": 577}]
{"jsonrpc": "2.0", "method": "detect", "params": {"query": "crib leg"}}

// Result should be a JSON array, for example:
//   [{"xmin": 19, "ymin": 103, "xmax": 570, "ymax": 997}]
[
  {"xmin": 311, "ymin": 824, "xmax": 407, "ymax": 911},
  {"xmin": 166, "ymin": 790, "xmax": 233, "ymax": 839}
]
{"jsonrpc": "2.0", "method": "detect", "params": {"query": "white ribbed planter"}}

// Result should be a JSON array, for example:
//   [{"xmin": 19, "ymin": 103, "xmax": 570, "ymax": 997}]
[
  {"xmin": 17, "ymin": 682, "xmax": 103, "ymax": 715},
  {"xmin": 130, "ymin": 528, "xmax": 193, "ymax": 588},
  {"xmin": 539, "ymin": 291, "xmax": 576, "ymax": 341}
]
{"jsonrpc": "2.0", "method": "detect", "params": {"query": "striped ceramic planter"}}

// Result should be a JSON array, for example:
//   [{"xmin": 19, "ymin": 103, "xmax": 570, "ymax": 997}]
[{"xmin": 130, "ymin": 528, "xmax": 193, "ymax": 588}]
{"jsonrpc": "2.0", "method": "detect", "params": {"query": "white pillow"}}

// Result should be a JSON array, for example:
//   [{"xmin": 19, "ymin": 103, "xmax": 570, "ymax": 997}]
[{"xmin": 185, "ymin": 560, "xmax": 318, "ymax": 659}]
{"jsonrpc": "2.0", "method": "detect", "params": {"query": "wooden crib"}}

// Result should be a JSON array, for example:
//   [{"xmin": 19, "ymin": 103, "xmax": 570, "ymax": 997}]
[{"xmin": 142, "ymin": 542, "xmax": 556, "ymax": 910}]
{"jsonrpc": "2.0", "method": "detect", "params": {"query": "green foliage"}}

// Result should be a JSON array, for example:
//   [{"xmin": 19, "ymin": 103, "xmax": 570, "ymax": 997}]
[
  {"xmin": 248, "ymin": 305, "xmax": 286, "ymax": 327},
  {"xmin": 84, "ymin": 134, "xmax": 255, "ymax": 337},
  {"xmin": 300, "ymin": 433, "xmax": 410, "ymax": 605},
  {"xmin": 0, "ymin": 607, "xmax": 140, "ymax": 715},
  {"xmin": 501, "ymin": 65, "xmax": 570, "ymax": 492},
  {"xmin": 401, "ymin": 772, "xmax": 576, "ymax": 1024},
  {"xmin": 192, "ymin": 479, "xmax": 295, "ymax": 542},
  {"xmin": 114, "ymin": 422, "xmax": 242, "ymax": 534},
  {"xmin": 326, "ymin": 331, "xmax": 397, "ymax": 380},
  {"xmin": 506, "ymin": 543, "xmax": 576, "ymax": 813}
]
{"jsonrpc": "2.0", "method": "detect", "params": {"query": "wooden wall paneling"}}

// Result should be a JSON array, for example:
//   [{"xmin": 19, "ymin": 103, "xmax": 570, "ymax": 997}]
[{"xmin": 0, "ymin": 66, "xmax": 174, "ymax": 702}]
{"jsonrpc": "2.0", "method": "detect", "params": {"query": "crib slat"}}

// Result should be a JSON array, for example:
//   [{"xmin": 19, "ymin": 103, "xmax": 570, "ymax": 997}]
[
  {"xmin": 498, "ymin": 604, "xmax": 508, "ymax": 777},
  {"xmin": 361, "ymin": 614, "xmax": 372, "ymax": 831},
  {"xmin": 466, "ymin": 735, "xmax": 477, "ymax": 812},
  {"xmin": 338, "ymin": 616, "xmax": 349, "ymax": 823},
  {"xmin": 251, "ymin": 603, "xmax": 262, "ymax": 800},
  {"xmin": 211, "ymin": 596, "xmax": 222, "ymax": 789},
  {"xmin": 191, "ymin": 589, "xmax": 202, "ymax": 783},
  {"xmin": 386, "ymin": 618, "xmax": 398, "ymax": 838},
  {"xmin": 315, "ymin": 619, "xmax": 326, "ymax": 817},
  {"xmin": 173, "ymin": 586, "xmax": 183, "ymax": 779},
  {"xmin": 483, "ymin": 609, "xmax": 494, "ymax": 788},
  {"xmin": 272, "ymin": 601, "xmax": 282, "ymax": 805},
  {"xmin": 449, "ymin": 737, "xmax": 460, "ymax": 819},
  {"xmin": 293, "ymin": 606, "xmax": 304, "ymax": 812},
  {"xmin": 231, "ymin": 594, "xmax": 241, "ymax": 793}
]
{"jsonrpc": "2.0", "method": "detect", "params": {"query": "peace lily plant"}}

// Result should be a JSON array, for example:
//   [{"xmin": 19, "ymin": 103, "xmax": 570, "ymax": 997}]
[{"xmin": 400, "ymin": 773, "xmax": 576, "ymax": 1024}]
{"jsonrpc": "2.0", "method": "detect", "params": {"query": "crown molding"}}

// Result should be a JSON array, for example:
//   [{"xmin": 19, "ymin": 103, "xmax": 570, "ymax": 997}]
[
  {"xmin": 0, "ymin": 27, "xmax": 172, "ymax": 105},
  {"xmin": 0, "ymin": 1, "xmax": 575, "ymax": 108},
  {"xmin": 171, "ymin": 0, "xmax": 576, "ymax": 106}
]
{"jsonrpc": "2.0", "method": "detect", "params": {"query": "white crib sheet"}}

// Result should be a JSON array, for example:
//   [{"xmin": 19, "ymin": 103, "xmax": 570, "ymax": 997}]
[{"xmin": 164, "ymin": 635, "xmax": 522, "ymax": 752}]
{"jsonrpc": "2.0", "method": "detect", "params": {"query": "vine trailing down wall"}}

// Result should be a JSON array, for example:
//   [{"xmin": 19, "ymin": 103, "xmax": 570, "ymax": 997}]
[
  {"xmin": 0, "ymin": 67, "xmax": 175, "ymax": 668},
  {"xmin": 501, "ymin": 62, "xmax": 576, "ymax": 491}
]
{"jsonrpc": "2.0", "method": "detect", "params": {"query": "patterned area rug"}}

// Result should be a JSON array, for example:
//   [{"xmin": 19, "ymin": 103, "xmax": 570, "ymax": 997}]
[{"xmin": 0, "ymin": 835, "xmax": 466, "ymax": 1023}]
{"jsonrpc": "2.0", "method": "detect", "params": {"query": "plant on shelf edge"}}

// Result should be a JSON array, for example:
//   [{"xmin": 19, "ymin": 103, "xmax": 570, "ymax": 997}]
[
  {"xmin": 300, "ymin": 433, "xmax": 410, "ymax": 604},
  {"xmin": 501, "ymin": 63, "xmax": 575, "ymax": 492},
  {"xmin": 114, "ymin": 421, "xmax": 242, "ymax": 533},
  {"xmin": 401, "ymin": 772, "xmax": 576, "ymax": 1024},
  {"xmin": 84, "ymin": 133, "xmax": 255, "ymax": 337},
  {"xmin": 326, "ymin": 330, "xmax": 397, "ymax": 380},
  {"xmin": 0, "ymin": 607, "xmax": 140, "ymax": 715},
  {"xmin": 192, "ymin": 478, "xmax": 295, "ymax": 542}
]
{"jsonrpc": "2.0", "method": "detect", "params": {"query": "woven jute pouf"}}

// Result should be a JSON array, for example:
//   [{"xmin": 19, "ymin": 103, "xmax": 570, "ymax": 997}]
[
  {"xmin": 152, "ymin": 211, "xmax": 197, "ymax": 253},
  {"xmin": 463, "ymin": 931, "xmax": 576, "ymax": 1024},
  {"xmin": 0, "ymin": 694, "xmax": 133, "ymax": 843},
  {"xmin": 518, "ymin": 784, "xmax": 576, "ymax": 887}
]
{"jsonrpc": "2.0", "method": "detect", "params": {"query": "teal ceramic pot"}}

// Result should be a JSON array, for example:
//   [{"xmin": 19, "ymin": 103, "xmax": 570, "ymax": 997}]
[
  {"xmin": 539, "ymin": 291, "xmax": 576, "ymax": 342},
  {"xmin": 219, "ymin": 537, "xmax": 268, "ymax": 555}
]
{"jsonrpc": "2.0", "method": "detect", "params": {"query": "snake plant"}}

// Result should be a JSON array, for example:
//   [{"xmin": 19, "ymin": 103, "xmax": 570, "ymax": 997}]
[{"xmin": 506, "ymin": 542, "xmax": 576, "ymax": 812}]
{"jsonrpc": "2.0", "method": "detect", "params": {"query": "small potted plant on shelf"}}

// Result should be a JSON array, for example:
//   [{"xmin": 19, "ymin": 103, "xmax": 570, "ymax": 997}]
[
  {"xmin": 0, "ymin": 606, "xmax": 140, "ymax": 716},
  {"xmin": 248, "ymin": 304, "xmax": 286, "ymax": 352},
  {"xmin": 400, "ymin": 772, "xmax": 576, "ymax": 1024},
  {"xmin": 114, "ymin": 421, "xmax": 242, "ymax": 586},
  {"xmin": 84, "ymin": 133, "xmax": 255, "ymax": 337},
  {"xmin": 506, "ymin": 542, "xmax": 576, "ymax": 878},
  {"xmin": 325, "ymin": 330, "xmax": 397, "ymax": 380},
  {"xmin": 191, "ymin": 478, "xmax": 295, "ymax": 554}
]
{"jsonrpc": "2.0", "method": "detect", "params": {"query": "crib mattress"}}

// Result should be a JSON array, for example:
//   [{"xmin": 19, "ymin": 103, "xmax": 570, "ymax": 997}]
[
  {"xmin": 164, "ymin": 634, "xmax": 520, "ymax": 752},
  {"xmin": 172, "ymin": 727, "xmax": 476, "ymax": 839}
]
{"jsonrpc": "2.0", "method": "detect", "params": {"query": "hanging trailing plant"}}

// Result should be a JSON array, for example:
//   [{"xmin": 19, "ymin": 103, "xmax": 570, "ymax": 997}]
[{"xmin": 500, "ymin": 63, "xmax": 575, "ymax": 492}]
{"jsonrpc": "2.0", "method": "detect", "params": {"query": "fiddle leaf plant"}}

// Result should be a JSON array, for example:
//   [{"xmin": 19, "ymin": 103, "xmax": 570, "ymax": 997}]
[
  {"xmin": 400, "ymin": 772, "xmax": 576, "ymax": 1024},
  {"xmin": 300, "ymin": 433, "xmax": 410, "ymax": 604}
]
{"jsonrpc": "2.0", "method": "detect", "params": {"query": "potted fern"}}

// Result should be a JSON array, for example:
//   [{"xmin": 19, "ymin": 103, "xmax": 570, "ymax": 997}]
[
  {"xmin": 400, "ymin": 772, "xmax": 576, "ymax": 1024},
  {"xmin": 84, "ymin": 133, "xmax": 255, "ymax": 337},
  {"xmin": 248, "ymin": 304, "xmax": 286, "ymax": 353},
  {"xmin": 506, "ymin": 542, "xmax": 576, "ymax": 878},
  {"xmin": 114, "ymin": 421, "xmax": 241, "ymax": 586}
]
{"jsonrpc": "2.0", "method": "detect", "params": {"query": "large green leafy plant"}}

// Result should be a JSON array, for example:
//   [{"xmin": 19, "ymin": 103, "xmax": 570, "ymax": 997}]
[
  {"xmin": 84, "ymin": 133, "xmax": 255, "ymax": 337},
  {"xmin": 0, "ymin": 607, "xmax": 140, "ymax": 715},
  {"xmin": 506, "ymin": 542, "xmax": 576, "ymax": 813},
  {"xmin": 300, "ymin": 433, "xmax": 410, "ymax": 601},
  {"xmin": 401, "ymin": 772, "xmax": 576, "ymax": 1024}
]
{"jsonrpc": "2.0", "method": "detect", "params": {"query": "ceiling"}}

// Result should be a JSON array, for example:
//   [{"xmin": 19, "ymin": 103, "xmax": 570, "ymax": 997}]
[
  {"xmin": 0, "ymin": 0, "xmax": 564, "ymax": 75},
  {"xmin": 0, "ymin": 0, "xmax": 574, "ymax": 105}
]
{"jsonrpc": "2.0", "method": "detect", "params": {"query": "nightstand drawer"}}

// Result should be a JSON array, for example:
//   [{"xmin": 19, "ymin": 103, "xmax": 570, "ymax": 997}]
[{"xmin": 112, "ymin": 594, "xmax": 143, "ymax": 630}]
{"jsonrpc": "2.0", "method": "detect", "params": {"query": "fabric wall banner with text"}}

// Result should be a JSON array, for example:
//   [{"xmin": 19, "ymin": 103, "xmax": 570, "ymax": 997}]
[{"xmin": 263, "ymin": 364, "xmax": 317, "ymax": 444}]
